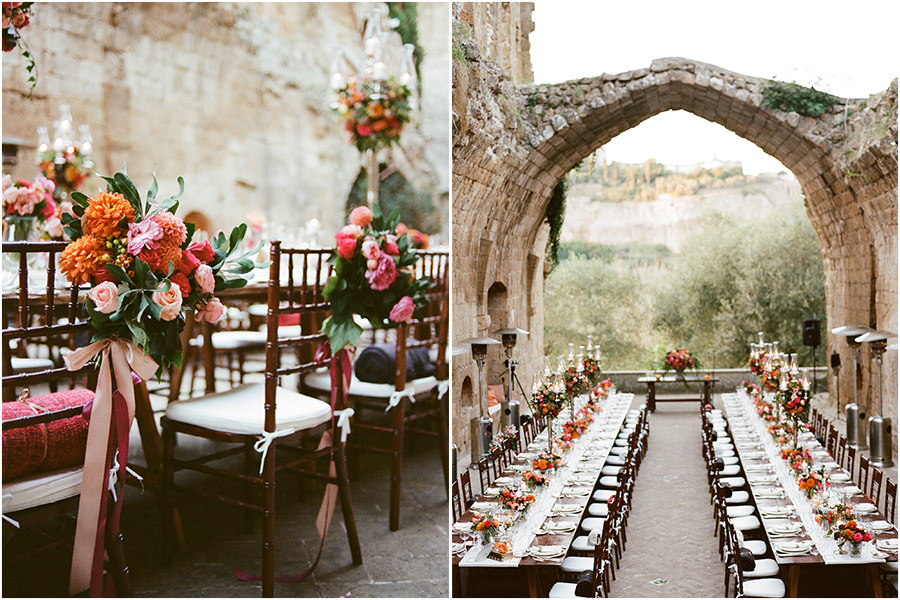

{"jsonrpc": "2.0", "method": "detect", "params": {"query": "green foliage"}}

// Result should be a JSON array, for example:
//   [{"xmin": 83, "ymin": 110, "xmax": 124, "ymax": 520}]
[
  {"xmin": 558, "ymin": 240, "xmax": 672, "ymax": 266},
  {"xmin": 760, "ymin": 80, "xmax": 840, "ymax": 117},
  {"xmin": 347, "ymin": 164, "xmax": 441, "ymax": 234},
  {"xmin": 451, "ymin": 19, "xmax": 473, "ymax": 64},
  {"xmin": 545, "ymin": 178, "xmax": 567, "ymax": 270},
  {"xmin": 652, "ymin": 203, "xmax": 826, "ymax": 367},
  {"xmin": 387, "ymin": 3, "xmax": 423, "ymax": 84}
]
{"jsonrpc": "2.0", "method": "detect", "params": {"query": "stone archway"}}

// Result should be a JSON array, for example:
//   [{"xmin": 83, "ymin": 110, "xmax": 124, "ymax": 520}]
[{"xmin": 453, "ymin": 24, "xmax": 897, "ymax": 459}]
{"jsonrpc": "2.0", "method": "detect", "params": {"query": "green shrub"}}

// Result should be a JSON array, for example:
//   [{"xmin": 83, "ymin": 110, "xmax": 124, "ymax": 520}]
[{"xmin": 761, "ymin": 80, "xmax": 840, "ymax": 117}]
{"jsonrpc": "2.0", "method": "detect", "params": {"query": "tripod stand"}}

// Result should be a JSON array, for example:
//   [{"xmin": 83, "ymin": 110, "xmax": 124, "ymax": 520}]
[{"xmin": 497, "ymin": 358, "xmax": 535, "ymax": 420}]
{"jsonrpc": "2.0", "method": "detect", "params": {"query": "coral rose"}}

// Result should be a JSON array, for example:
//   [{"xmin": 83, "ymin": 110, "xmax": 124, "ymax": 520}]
[
  {"xmin": 382, "ymin": 234, "xmax": 399, "ymax": 255},
  {"xmin": 335, "ymin": 231, "xmax": 358, "ymax": 260},
  {"xmin": 197, "ymin": 297, "xmax": 225, "ymax": 324},
  {"xmin": 389, "ymin": 296, "xmax": 415, "ymax": 323},
  {"xmin": 152, "ymin": 283, "xmax": 183, "ymax": 321},
  {"xmin": 364, "ymin": 253, "xmax": 397, "ymax": 291},
  {"xmin": 349, "ymin": 206, "xmax": 373, "ymax": 228},
  {"xmin": 88, "ymin": 281, "xmax": 119, "ymax": 314}
]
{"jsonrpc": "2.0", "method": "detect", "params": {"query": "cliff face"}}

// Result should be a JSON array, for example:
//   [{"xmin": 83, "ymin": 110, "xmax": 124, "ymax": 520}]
[{"xmin": 562, "ymin": 174, "xmax": 802, "ymax": 251}]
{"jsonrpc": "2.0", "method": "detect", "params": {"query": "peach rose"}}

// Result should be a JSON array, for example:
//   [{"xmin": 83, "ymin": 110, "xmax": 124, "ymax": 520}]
[
  {"xmin": 88, "ymin": 281, "xmax": 119, "ymax": 314},
  {"xmin": 197, "ymin": 296, "xmax": 225, "ymax": 324},
  {"xmin": 349, "ymin": 206, "xmax": 373, "ymax": 228},
  {"xmin": 152, "ymin": 283, "xmax": 183, "ymax": 321},
  {"xmin": 194, "ymin": 264, "xmax": 215, "ymax": 294}
]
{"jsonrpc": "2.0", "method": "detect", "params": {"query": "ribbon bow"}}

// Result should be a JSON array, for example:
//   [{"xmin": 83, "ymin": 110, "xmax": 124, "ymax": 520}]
[
  {"xmin": 64, "ymin": 337, "xmax": 158, "ymax": 595},
  {"xmin": 386, "ymin": 388, "xmax": 416, "ymax": 413},
  {"xmin": 334, "ymin": 408, "xmax": 355, "ymax": 443}
]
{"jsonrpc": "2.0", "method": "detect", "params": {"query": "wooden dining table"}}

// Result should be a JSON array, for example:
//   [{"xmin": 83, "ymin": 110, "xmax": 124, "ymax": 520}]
[
  {"xmin": 452, "ymin": 393, "xmax": 633, "ymax": 597},
  {"xmin": 721, "ymin": 391, "xmax": 898, "ymax": 597}
]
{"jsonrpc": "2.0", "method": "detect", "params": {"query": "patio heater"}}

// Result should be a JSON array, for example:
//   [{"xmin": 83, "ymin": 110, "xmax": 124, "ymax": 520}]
[
  {"xmin": 491, "ymin": 327, "xmax": 530, "ymax": 429},
  {"xmin": 460, "ymin": 336, "xmax": 501, "ymax": 465},
  {"xmin": 831, "ymin": 325, "xmax": 871, "ymax": 450},
  {"xmin": 855, "ymin": 330, "xmax": 894, "ymax": 468}
]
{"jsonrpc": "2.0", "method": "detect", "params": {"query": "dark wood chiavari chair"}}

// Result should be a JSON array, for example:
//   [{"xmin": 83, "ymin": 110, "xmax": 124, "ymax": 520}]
[
  {"xmin": 451, "ymin": 478, "xmax": 462, "ymax": 523},
  {"xmin": 489, "ymin": 445, "xmax": 505, "ymax": 480},
  {"xmin": 859, "ymin": 454, "xmax": 870, "ymax": 493},
  {"xmin": 459, "ymin": 468, "xmax": 474, "ymax": 508},
  {"xmin": 846, "ymin": 445, "xmax": 857, "ymax": 478},
  {"xmin": 2, "ymin": 241, "xmax": 131, "ymax": 595},
  {"xmin": 160, "ymin": 243, "xmax": 361, "ymax": 597},
  {"xmin": 869, "ymin": 467, "xmax": 883, "ymax": 506},
  {"xmin": 835, "ymin": 435, "xmax": 847, "ymax": 469},
  {"xmin": 884, "ymin": 478, "xmax": 896, "ymax": 523},
  {"xmin": 476, "ymin": 454, "xmax": 492, "ymax": 494},
  {"xmin": 826, "ymin": 424, "xmax": 838, "ymax": 457}
]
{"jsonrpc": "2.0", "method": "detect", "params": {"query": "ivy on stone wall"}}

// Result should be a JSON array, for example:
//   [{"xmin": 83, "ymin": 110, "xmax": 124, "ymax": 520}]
[
  {"xmin": 760, "ymin": 80, "xmax": 839, "ymax": 117},
  {"xmin": 388, "ymin": 2, "xmax": 423, "ymax": 83},
  {"xmin": 545, "ymin": 178, "xmax": 567, "ymax": 271}
]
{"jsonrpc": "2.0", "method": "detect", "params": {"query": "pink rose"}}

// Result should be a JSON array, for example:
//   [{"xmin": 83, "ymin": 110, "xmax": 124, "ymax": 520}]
[
  {"xmin": 395, "ymin": 222, "xmax": 408, "ymax": 235},
  {"xmin": 187, "ymin": 240, "xmax": 215, "ymax": 263},
  {"xmin": 197, "ymin": 297, "xmax": 225, "ymax": 324},
  {"xmin": 194, "ymin": 263, "xmax": 215, "ymax": 294},
  {"xmin": 341, "ymin": 224, "xmax": 362, "ymax": 237},
  {"xmin": 853, "ymin": 532, "xmax": 863, "ymax": 542},
  {"xmin": 349, "ymin": 206, "xmax": 373, "ymax": 228},
  {"xmin": 366, "ymin": 259, "xmax": 378, "ymax": 270},
  {"xmin": 88, "ymin": 281, "xmax": 119, "ymax": 314},
  {"xmin": 127, "ymin": 219, "xmax": 164, "ymax": 255},
  {"xmin": 170, "ymin": 272, "xmax": 191, "ymax": 298},
  {"xmin": 152, "ymin": 283, "xmax": 183, "ymax": 321},
  {"xmin": 335, "ymin": 231, "xmax": 358, "ymax": 260},
  {"xmin": 365, "ymin": 253, "xmax": 397, "ymax": 291},
  {"xmin": 382, "ymin": 234, "xmax": 399, "ymax": 256},
  {"xmin": 45, "ymin": 216, "xmax": 64, "ymax": 239},
  {"xmin": 176, "ymin": 249, "xmax": 201, "ymax": 275},
  {"xmin": 356, "ymin": 122, "xmax": 373, "ymax": 137},
  {"xmin": 40, "ymin": 197, "xmax": 57, "ymax": 219},
  {"xmin": 389, "ymin": 296, "xmax": 415, "ymax": 323},
  {"xmin": 11, "ymin": 11, "xmax": 28, "ymax": 28},
  {"xmin": 33, "ymin": 175, "xmax": 55, "ymax": 195},
  {"xmin": 361, "ymin": 237, "xmax": 380, "ymax": 260}
]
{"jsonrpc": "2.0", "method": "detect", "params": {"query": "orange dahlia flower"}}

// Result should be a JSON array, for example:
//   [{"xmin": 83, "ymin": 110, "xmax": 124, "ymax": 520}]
[
  {"xmin": 83, "ymin": 192, "xmax": 135, "ymax": 238},
  {"xmin": 59, "ymin": 235, "xmax": 110, "ymax": 285},
  {"xmin": 149, "ymin": 211, "xmax": 187, "ymax": 273}
]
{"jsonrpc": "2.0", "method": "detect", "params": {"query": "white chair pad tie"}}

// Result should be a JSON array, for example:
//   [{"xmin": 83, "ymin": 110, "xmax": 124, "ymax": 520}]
[
  {"xmin": 254, "ymin": 428, "xmax": 298, "ymax": 474},
  {"xmin": 386, "ymin": 388, "xmax": 417, "ymax": 413},
  {"xmin": 335, "ymin": 408, "xmax": 355, "ymax": 443}
]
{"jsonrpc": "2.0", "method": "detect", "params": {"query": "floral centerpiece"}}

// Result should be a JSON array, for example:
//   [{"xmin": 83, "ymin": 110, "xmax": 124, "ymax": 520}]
[
  {"xmin": 532, "ymin": 382, "xmax": 566, "ymax": 419},
  {"xmin": 748, "ymin": 349, "xmax": 766, "ymax": 376},
  {"xmin": 776, "ymin": 379, "xmax": 811, "ymax": 423},
  {"xmin": 753, "ymin": 396, "xmax": 776, "ymax": 422},
  {"xmin": 833, "ymin": 520, "xmax": 873, "ymax": 555},
  {"xmin": 37, "ymin": 145, "xmax": 93, "ymax": 197},
  {"xmin": 582, "ymin": 353, "xmax": 601, "ymax": 386},
  {"xmin": 781, "ymin": 447, "xmax": 813, "ymax": 473},
  {"xmin": 532, "ymin": 451, "xmax": 563, "ymax": 472},
  {"xmin": 797, "ymin": 466, "xmax": 829, "ymax": 499},
  {"xmin": 3, "ymin": 174, "xmax": 64, "ymax": 240},
  {"xmin": 332, "ymin": 76, "xmax": 412, "ymax": 153},
  {"xmin": 767, "ymin": 421, "xmax": 794, "ymax": 446},
  {"xmin": 761, "ymin": 364, "xmax": 780, "ymax": 393},
  {"xmin": 522, "ymin": 469, "xmax": 550, "ymax": 490},
  {"xmin": 58, "ymin": 170, "xmax": 259, "ymax": 374},
  {"xmin": 3, "ymin": 2, "xmax": 36, "ymax": 93},
  {"xmin": 497, "ymin": 488, "xmax": 535, "ymax": 513},
  {"xmin": 742, "ymin": 381, "xmax": 762, "ymax": 398},
  {"xmin": 563, "ymin": 365, "xmax": 590, "ymax": 397},
  {"xmin": 815, "ymin": 502, "xmax": 855, "ymax": 533},
  {"xmin": 322, "ymin": 204, "xmax": 433, "ymax": 351},
  {"xmin": 663, "ymin": 347, "xmax": 699, "ymax": 376},
  {"xmin": 471, "ymin": 512, "xmax": 500, "ymax": 543},
  {"xmin": 491, "ymin": 425, "xmax": 519, "ymax": 454}
]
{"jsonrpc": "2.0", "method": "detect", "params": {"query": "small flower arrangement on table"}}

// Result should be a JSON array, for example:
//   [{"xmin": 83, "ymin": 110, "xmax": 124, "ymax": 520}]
[
  {"xmin": 563, "ymin": 365, "xmax": 591, "ymax": 397},
  {"xmin": 490, "ymin": 425, "xmax": 519, "ymax": 454},
  {"xmin": 3, "ymin": 174, "xmax": 64, "ymax": 240},
  {"xmin": 471, "ymin": 512, "xmax": 500, "ymax": 543},
  {"xmin": 532, "ymin": 451, "xmax": 563, "ymax": 472},
  {"xmin": 322, "ymin": 204, "xmax": 433, "ymax": 351},
  {"xmin": 37, "ymin": 145, "xmax": 93, "ymax": 197},
  {"xmin": 581, "ymin": 353, "xmax": 601, "ymax": 386},
  {"xmin": 797, "ymin": 466, "xmax": 829, "ymax": 499},
  {"xmin": 781, "ymin": 447, "xmax": 814, "ymax": 473},
  {"xmin": 767, "ymin": 421, "xmax": 794, "ymax": 446},
  {"xmin": 776, "ymin": 379, "xmax": 811, "ymax": 423},
  {"xmin": 761, "ymin": 365, "xmax": 780, "ymax": 393},
  {"xmin": 742, "ymin": 381, "xmax": 762, "ymax": 398},
  {"xmin": 332, "ymin": 76, "xmax": 412, "ymax": 153},
  {"xmin": 833, "ymin": 519, "xmax": 872, "ymax": 554},
  {"xmin": 58, "ymin": 169, "xmax": 259, "ymax": 374},
  {"xmin": 498, "ymin": 488, "xmax": 535, "ymax": 513},
  {"xmin": 663, "ymin": 347, "xmax": 699, "ymax": 376},
  {"xmin": 532, "ymin": 382, "xmax": 566, "ymax": 419},
  {"xmin": 522, "ymin": 469, "xmax": 550, "ymax": 490},
  {"xmin": 815, "ymin": 502, "xmax": 855, "ymax": 533}
]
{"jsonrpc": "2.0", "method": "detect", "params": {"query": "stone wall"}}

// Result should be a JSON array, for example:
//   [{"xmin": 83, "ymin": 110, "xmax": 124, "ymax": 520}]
[
  {"xmin": 451, "ymin": 2, "xmax": 898, "ymax": 460},
  {"xmin": 2, "ymin": 2, "xmax": 449, "ymax": 240}
]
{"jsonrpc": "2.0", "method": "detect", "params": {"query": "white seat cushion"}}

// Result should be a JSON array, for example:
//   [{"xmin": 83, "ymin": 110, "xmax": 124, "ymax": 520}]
[
  {"xmin": 726, "ymin": 490, "xmax": 751, "ymax": 504},
  {"xmin": 303, "ymin": 369, "xmax": 438, "ymax": 399},
  {"xmin": 165, "ymin": 382, "xmax": 331, "ymax": 435},
  {"xmin": 10, "ymin": 357, "xmax": 55, "ymax": 372},
  {"xmin": 605, "ymin": 454, "xmax": 626, "ymax": 466},
  {"xmin": 593, "ymin": 489, "xmax": 615, "ymax": 503},
  {"xmin": 3, "ymin": 465, "xmax": 117, "ymax": 513},
  {"xmin": 587, "ymin": 502, "xmax": 609, "ymax": 517},
  {"xmin": 561, "ymin": 555, "xmax": 593, "ymax": 573},
  {"xmin": 743, "ymin": 577, "xmax": 786, "ymax": 597},
  {"xmin": 210, "ymin": 330, "xmax": 267, "ymax": 349},
  {"xmin": 571, "ymin": 535, "xmax": 594, "ymax": 553},
  {"xmin": 598, "ymin": 476, "xmax": 619, "ymax": 488},
  {"xmin": 743, "ymin": 539, "xmax": 768, "ymax": 557},
  {"xmin": 731, "ymin": 515, "xmax": 761, "ymax": 531},
  {"xmin": 718, "ymin": 464, "xmax": 742, "ymax": 476},
  {"xmin": 580, "ymin": 517, "xmax": 605, "ymax": 532},
  {"xmin": 727, "ymin": 504, "xmax": 756, "ymax": 518},
  {"xmin": 548, "ymin": 581, "xmax": 578, "ymax": 597},
  {"xmin": 744, "ymin": 558, "xmax": 779, "ymax": 578},
  {"xmin": 720, "ymin": 455, "xmax": 740, "ymax": 465},
  {"xmin": 601, "ymin": 466, "xmax": 622, "ymax": 476},
  {"xmin": 720, "ymin": 476, "xmax": 746, "ymax": 488}
]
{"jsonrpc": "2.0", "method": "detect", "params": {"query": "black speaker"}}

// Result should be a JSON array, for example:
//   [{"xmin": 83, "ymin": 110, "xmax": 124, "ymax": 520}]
[{"xmin": 803, "ymin": 318, "xmax": 821, "ymax": 347}]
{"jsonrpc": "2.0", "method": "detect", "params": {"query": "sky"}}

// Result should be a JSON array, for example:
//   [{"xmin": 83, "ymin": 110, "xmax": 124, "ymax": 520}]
[{"xmin": 530, "ymin": 0, "xmax": 900, "ymax": 174}]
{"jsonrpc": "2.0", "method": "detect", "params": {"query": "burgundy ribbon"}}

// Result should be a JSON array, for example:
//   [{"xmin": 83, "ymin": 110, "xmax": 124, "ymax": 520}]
[{"xmin": 233, "ymin": 341, "xmax": 353, "ymax": 584}]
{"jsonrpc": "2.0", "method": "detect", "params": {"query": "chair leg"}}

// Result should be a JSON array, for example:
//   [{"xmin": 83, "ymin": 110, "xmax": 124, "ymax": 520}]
[
  {"xmin": 243, "ymin": 442, "xmax": 256, "ymax": 534},
  {"xmin": 262, "ymin": 444, "xmax": 276, "ymax": 598},
  {"xmin": 335, "ymin": 440, "xmax": 363, "ymax": 565},
  {"xmin": 106, "ymin": 529, "xmax": 132, "ymax": 596},
  {"xmin": 389, "ymin": 398, "xmax": 406, "ymax": 531}
]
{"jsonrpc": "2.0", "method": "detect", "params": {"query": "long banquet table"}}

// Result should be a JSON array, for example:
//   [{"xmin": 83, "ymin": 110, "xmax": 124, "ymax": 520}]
[
  {"xmin": 452, "ymin": 392, "xmax": 634, "ymax": 597},
  {"xmin": 721, "ymin": 390, "xmax": 898, "ymax": 597}
]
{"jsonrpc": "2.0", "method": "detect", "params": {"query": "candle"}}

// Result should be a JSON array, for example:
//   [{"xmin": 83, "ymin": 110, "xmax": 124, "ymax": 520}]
[{"xmin": 372, "ymin": 61, "xmax": 387, "ymax": 80}]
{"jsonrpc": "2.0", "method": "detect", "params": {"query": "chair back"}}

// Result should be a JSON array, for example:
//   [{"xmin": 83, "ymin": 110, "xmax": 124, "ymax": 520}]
[
  {"xmin": 869, "ymin": 467, "xmax": 883, "ymax": 506},
  {"xmin": 476, "ymin": 454, "xmax": 491, "ymax": 493},
  {"xmin": 846, "ymin": 445, "xmax": 857, "ymax": 477},
  {"xmin": 459, "ymin": 468, "xmax": 473, "ymax": 507},
  {"xmin": 885, "ymin": 478, "xmax": 896, "ymax": 523},
  {"xmin": 264, "ymin": 243, "xmax": 340, "ymax": 433},
  {"xmin": 501, "ymin": 435, "xmax": 515, "ymax": 465},
  {"xmin": 826, "ymin": 424, "xmax": 838, "ymax": 457},
  {"xmin": 835, "ymin": 435, "xmax": 847, "ymax": 468},
  {"xmin": 489, "ymin": 445, "xmax": 504, "ymax": 480},
  {"xmin": 451, "ymin": 478, "xmax": 461, "ymax": 523},
  {"xmin": 859, "ymin": 454, "xmax": 870, "ymax": 491},
  {"xmin": 2, "ymin": 241, "xmax": 94, "ymax": 403}
]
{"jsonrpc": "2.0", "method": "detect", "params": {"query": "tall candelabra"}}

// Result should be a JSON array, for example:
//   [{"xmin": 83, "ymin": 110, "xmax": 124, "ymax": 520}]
[{"xmin": 35, "ymin": 104, "xmax": 93, "ymax": 201}]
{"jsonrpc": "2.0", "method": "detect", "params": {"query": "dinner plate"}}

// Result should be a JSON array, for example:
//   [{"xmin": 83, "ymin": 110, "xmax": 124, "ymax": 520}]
[
  {"xmin": 769, "ymin": 523, "xmax": 802, "ymax": 535},
  {"xmin": 552, "ymin": 505, "xmax": 583, "ymax": 515},
  {"xmin": 452, "ymin": 522, "xmax": 474, "ymax": 532},
  {"xmin": 451, "ymin": 542, "xmax": 467, "ymax": 554},
  {"xmin": 530, "ymin": 545, "xmax": 565, "ymax": 558},
  {"xmin": 829, "ymin": 473, "xmax": 850, "ymax": 482},
  {"xmin": 876, "ymin": 538, "xmax": 898, "ymax": 551},
  {"xmin": 493, "ymin": 477, "xmax": 514, "ymax": 486},
  {"xmin": 870, "ymin": 520, "xmax": 894, "ymax": 532},
  {"xmin": 775, "ymin": 541, "xmax": 812, "ymax": 554},
  {"xmin": 562, "ymin": 487, "xmax": 592, "ymax": 497},
  {"xmin": 484, "ymin": 487, "xmax": 502, "ymax": 497},
  {"xmin": 749, "ymin": 475, "xmax": 778, "ymax": 484},
  {"xmin": 822, "ymin": 461, "xmax": 840, "ymax": 470},
  {"xmin": 470, "ymin": 501, "xmax": 493, "ymax": 511},
  {"xmin": 762, "ymin": 507, "xmax": 795, "ymax": 517},
  {"xmin": 837, "ymin": 484, "xmax": 862, "ymax": 494},
  {"xmin": 854, "ymin": 502, "xmax": 877, "ymax": 513},
  {"xmin": 544, "ymin": 521, "xmax": 577, "ymax": 533}
]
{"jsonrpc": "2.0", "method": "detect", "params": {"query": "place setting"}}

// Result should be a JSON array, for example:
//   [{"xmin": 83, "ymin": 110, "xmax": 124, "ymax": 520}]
[
  {"xmin": 767, "ymin": 521, "xmax": 805, "ymax": 538},
  {"xmin": 774, "ymin": 540, "xmax": 816, "ymax": 556}
]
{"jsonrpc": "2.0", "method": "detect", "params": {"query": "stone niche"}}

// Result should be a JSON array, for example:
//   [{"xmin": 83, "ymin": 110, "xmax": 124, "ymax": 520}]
[{"xmin": 2, "ymin": 2, "xmax": 449, "ymax": 240}]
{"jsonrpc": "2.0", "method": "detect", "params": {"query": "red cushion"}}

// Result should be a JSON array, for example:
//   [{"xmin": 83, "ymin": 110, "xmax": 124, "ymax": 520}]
[
  {"xmin": 278, "ymin": 313, "xmax": 300, "ymax": 326},
  {"xmin": 2, "ymin": 389, "xmax": 93, "ymax": 482}
]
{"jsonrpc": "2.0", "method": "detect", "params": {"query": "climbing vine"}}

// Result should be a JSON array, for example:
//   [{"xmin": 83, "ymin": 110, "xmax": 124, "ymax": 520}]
[
  {"xmin": 545, "ymin": 178, "xmax": 567, "ymax": 271},
  {"xmin": 760, "ymin": 80, "xmax": 839, "ymax": 117}
]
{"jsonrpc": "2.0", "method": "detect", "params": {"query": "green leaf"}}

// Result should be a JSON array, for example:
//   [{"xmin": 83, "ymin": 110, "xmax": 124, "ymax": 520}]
[
  {"xmin": 106, "ymin": 264, "xmax": 135, "ymax": 287},
  {"xmin": 182, "ymin": 222, "xmax": 196, "ymax": 249},
  {"xmin": 126, "ymin": 319, "xmax": 149, "ymax": 349},
  {"xmin": 322, "ymin": 315, "xmax": 363, "ymax": 351},
  {"xmin": 114, "ymin": 172, "xmax": 143, "ymax": 217},
  {"xmin": 147, "ymin": 168, "xmax": 159, "ymax": 202},
  {"xmin": 70, "ymin": 191, "xmax": 90, "ymax": 207},
  {"xmin": 162, "ymin": 176, "xmax": 185, "ymax": 206}
]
